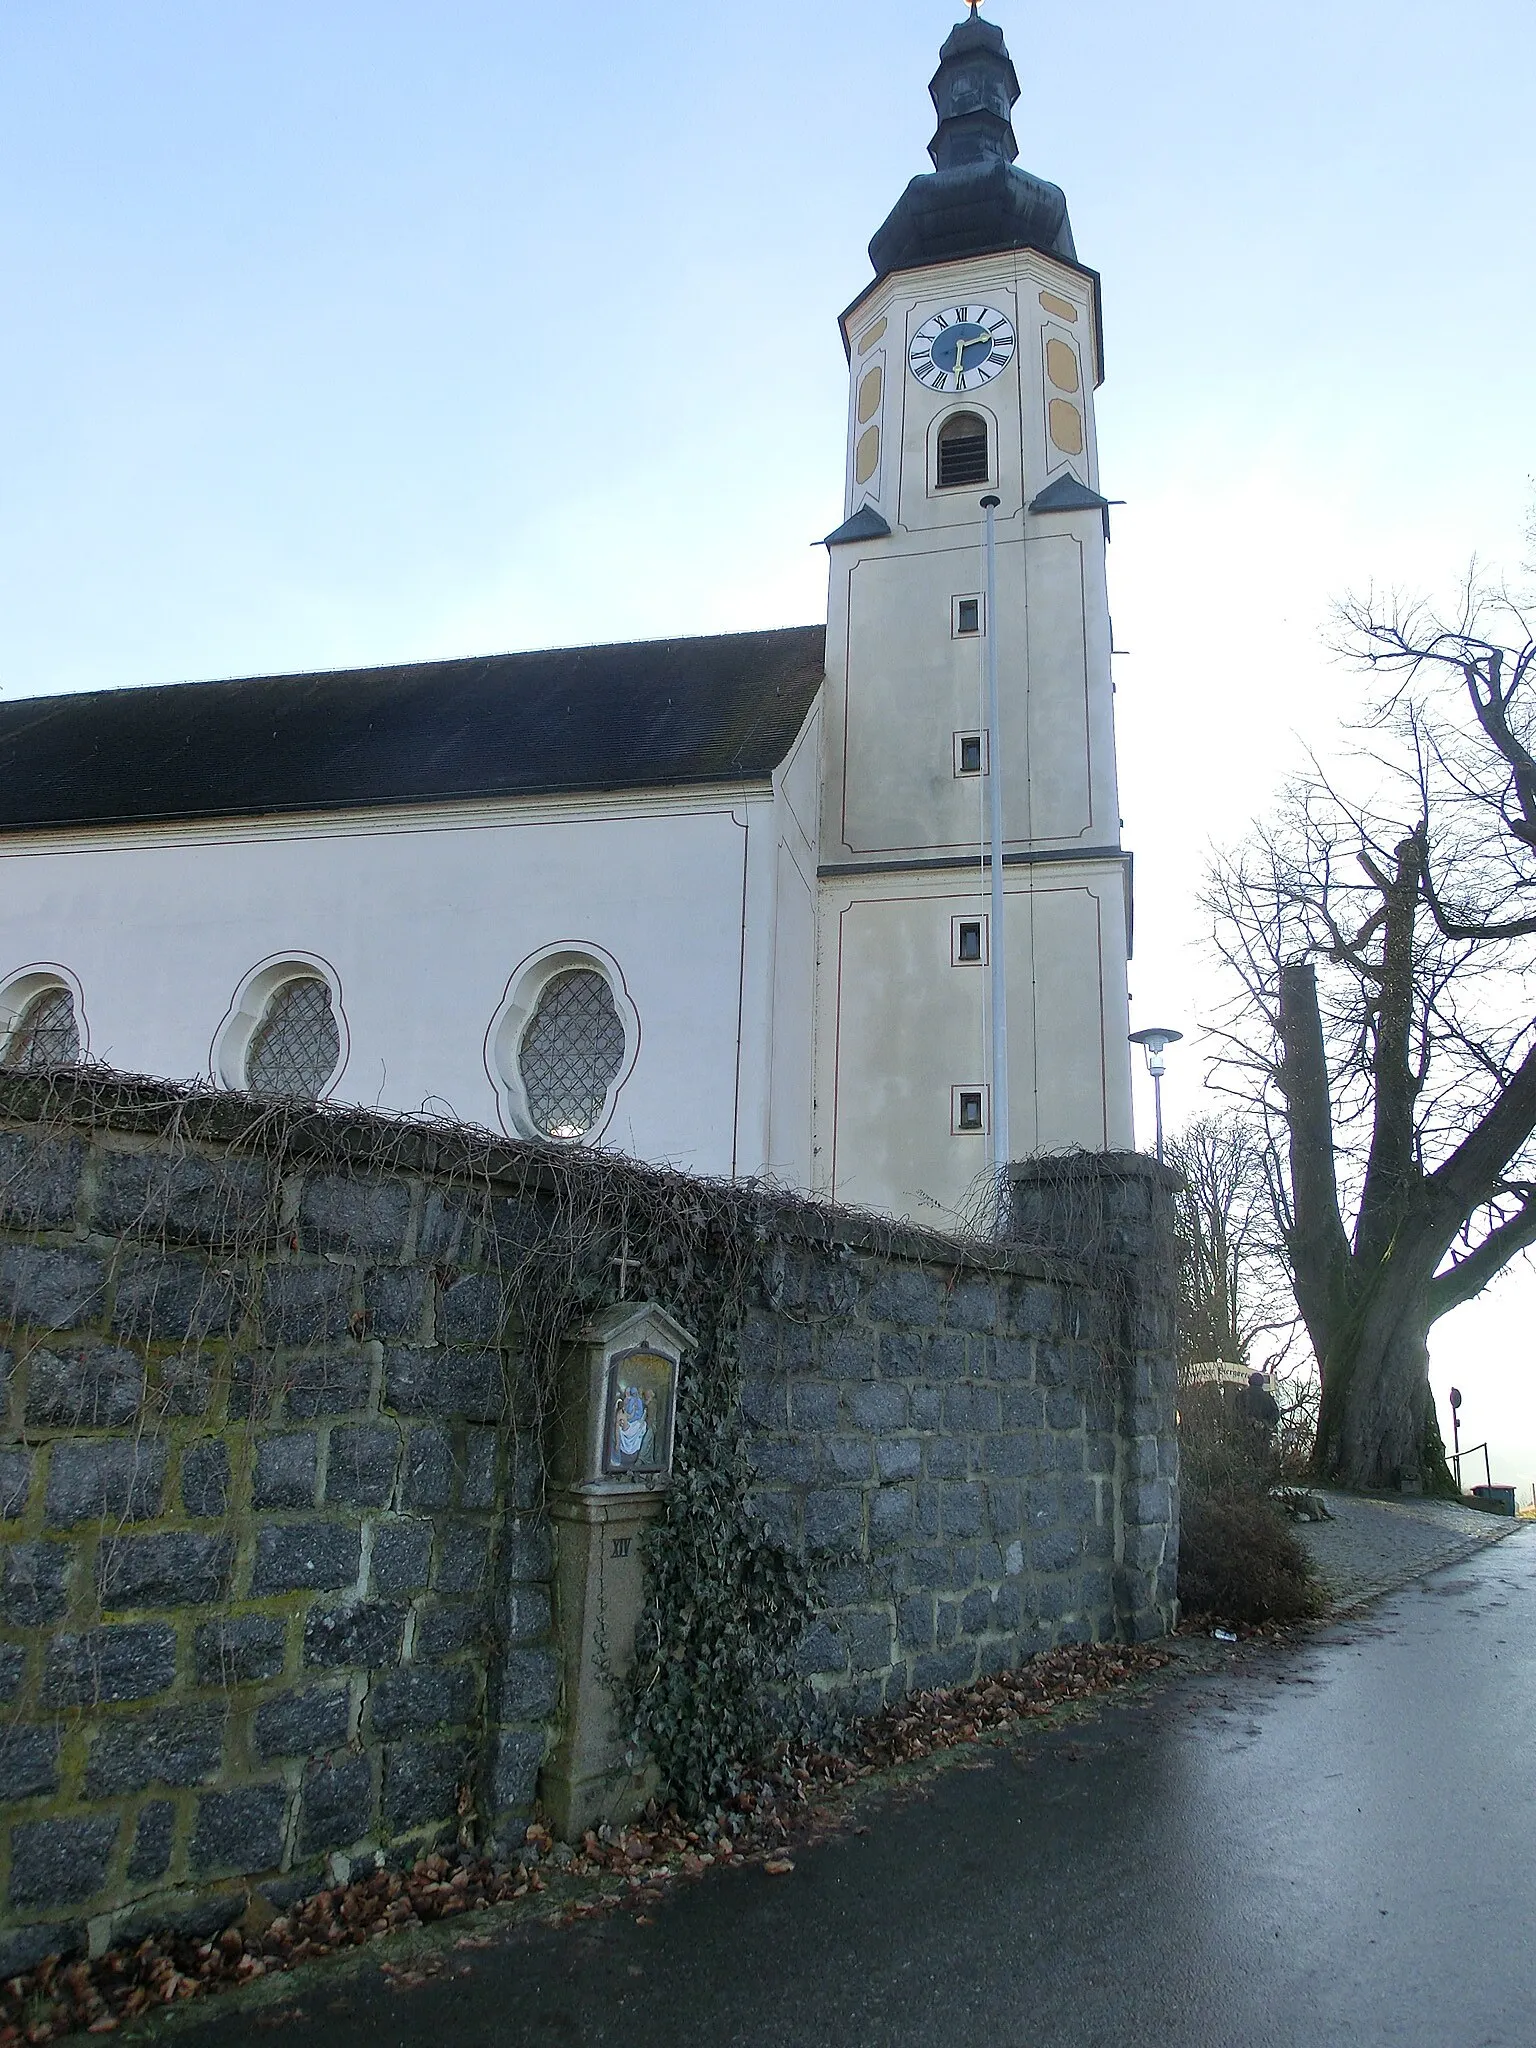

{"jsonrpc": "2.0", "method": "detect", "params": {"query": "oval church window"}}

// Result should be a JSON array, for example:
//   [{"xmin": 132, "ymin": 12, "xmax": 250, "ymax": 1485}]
[
  {"xmin": 1, "ymin": 985, "xmax": 81, "ymax": 1070},
  {"xmin": 245, "ymin": 976, "xmax": 341, "ymax": 1100},
  {"xmin": 517, "ymin": 968, "xmax": 626, "ymax": 1140}
]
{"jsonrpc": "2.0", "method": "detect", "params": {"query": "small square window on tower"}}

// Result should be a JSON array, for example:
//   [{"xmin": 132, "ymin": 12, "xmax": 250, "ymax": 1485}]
[
  {"xmin": 952, "ymin": 594, "xmax": 984, "ymax": 638},
  {"xmin": 953, "ymin": 731, "xmax": 988, "ymax": 778},
  {"xmin": 951, "ymin": 1084, "xmax": 989, "ymax": 1136},
  {"xmin": 951, "ymin": 915, "xmax": 987, "ymax": 966}
]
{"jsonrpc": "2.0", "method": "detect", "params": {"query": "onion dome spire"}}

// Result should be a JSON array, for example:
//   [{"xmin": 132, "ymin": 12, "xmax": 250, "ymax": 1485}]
[
  {"xmin": 867, "ymin": 9, "xmax": 1077, "ymax": 285},
  {"xmin": 928, "ymin": 11, "xmax": 1021, "ymax": 171}
]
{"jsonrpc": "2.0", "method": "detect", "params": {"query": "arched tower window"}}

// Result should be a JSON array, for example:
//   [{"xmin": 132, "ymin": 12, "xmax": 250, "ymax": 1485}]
[
  {"xmin": 245, "ymin": 976, "xmax": 341, "ymax": 1100},
  {"xmin": 937, "ymin": 411, "xmax": 990, "ymax": 489},
  {"xmin": 1, "ymin": 985, "xmax": 81, "ymax": 1070},
  {"xmin": 517, "ymin": 968, "xmax": 626, "ymax": 1141}
]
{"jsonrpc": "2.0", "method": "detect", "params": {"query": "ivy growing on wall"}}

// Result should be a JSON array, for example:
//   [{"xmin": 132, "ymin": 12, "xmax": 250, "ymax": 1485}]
[
  {"xmin": 0, "ymin": 1071, "xmax": 851, "ymax": 1821},
  {"xmin": 627, "ymin": 1300, "xmax": 818, "ymax": 1814},
  {"xmin": 4, "ymin": 1072, "xmax": 1156, "ymax": 1828}
]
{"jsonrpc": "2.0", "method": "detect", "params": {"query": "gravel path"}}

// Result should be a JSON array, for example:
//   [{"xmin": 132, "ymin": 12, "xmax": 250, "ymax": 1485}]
[{"xmin": 1295, "ymin": 1489, "xmax": 1529, "ymax": 1607}]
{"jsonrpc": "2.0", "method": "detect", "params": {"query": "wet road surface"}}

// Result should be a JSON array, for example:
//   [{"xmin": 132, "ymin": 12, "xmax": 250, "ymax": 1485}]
[{"xmin": 187, "ymin": 1532, "xmax": 1535, "ymax": 2048}]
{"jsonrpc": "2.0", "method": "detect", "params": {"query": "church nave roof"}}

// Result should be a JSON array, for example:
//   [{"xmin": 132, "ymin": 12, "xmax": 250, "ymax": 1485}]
[{"xmin": 0, "ymin": 625, "xmax": 827, "ymax": 832}]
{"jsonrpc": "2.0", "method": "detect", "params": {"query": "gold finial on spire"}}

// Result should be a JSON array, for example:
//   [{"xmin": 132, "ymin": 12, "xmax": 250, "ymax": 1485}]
[{"xmin": 964, "ymin": 0, "xmax": 985, "ymax": 13}]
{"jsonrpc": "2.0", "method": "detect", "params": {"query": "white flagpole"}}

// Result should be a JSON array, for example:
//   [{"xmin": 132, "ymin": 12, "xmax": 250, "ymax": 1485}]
[{"xmin": 981, "ymin": 492, "xmax": 1009, "ymax": 1172}]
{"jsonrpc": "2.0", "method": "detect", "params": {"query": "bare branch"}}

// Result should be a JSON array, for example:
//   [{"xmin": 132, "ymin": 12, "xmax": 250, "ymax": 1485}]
[
  {"xmin": 1429, "ymin": 1194, "xmax": 1536, "ymax": 1317},
  {"xmin": 1204, "ymin": 568, "xmax": 1536, "ymax": 1487}
]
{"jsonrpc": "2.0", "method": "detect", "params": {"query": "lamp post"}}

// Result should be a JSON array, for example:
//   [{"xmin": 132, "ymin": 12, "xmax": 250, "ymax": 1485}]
[
  {"xmin": 1449, "ymin": 1386, "xmax": 1462, "ymax": 1489},
  {"xmin": 1129, "ymin": 1027, "xmax": 1182, "ymax": 1166},
  {"xmin": 980, "ymin": 491, "xmax": 1009, "ymax": 1172}
]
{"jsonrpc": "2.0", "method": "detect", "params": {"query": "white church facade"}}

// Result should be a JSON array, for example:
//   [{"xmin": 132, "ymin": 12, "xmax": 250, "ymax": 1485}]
[{"xmin": 0, "ymin": 12, "xmax": 1133, "ymax": 1225}]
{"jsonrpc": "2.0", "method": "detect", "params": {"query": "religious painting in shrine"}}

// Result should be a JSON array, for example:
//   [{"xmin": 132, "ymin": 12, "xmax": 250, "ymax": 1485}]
[{"xmin": 600, "ymin": 1345, "xmax": 677, "ymax": 1478}]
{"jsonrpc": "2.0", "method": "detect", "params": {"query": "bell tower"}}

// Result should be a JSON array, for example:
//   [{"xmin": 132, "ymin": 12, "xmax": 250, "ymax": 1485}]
[{"xmin": 812, "ymin": 7, "xmax": 1134, "ymax": 1220}]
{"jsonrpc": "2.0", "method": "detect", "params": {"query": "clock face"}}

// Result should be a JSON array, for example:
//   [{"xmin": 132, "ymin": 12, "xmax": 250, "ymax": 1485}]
[{"xmin": 908, "ymin": 304, "xmax": 1016, "ymax": 393}]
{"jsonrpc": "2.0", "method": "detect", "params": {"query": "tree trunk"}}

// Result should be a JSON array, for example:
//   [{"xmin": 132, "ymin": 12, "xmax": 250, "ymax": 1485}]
[{"xmin": 1313, "ymin": 1293, "xmax": 1455, "ymax": 1493}]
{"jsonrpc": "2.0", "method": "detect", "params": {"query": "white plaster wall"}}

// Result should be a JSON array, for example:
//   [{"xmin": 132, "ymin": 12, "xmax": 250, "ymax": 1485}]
[
  {"xmin": 818, "ymin": 865, "xmax": 1132, "ymax": 1220},
  {"xmin": 0, "ymin": 791, "xmax": 784, "ymax": 1179},
  {"xmin": 826, "ymin": 248, "xmax": 1117, "ymax": 869},
  {"xmin": 815, "ymin": 242, "xmax": 1133, "ymax": 1213},
  {"xmin": 839, "ymin": 248, "xmax": 1101, "ymax": 533},
  {"xmin": 828, "ymin": 530, "xmax": 1114, "ymax": 862},
  {"xmin": 767, "ymin": 837, "xmax": 816, "ymax": 1189},
  {"xmin": 764, "ymin": 704, "xmax": 822, "ymax": 1190}
]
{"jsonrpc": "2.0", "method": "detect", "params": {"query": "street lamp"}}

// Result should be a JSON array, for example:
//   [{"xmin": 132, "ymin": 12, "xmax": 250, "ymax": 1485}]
[
  {"xmin": 979, "ymin": 491, "xmax": 1008, "ymax": 1172},
  {"xmin": 1129, "ymin": 1027, "xmax": 1183, "ymax": 1166}
]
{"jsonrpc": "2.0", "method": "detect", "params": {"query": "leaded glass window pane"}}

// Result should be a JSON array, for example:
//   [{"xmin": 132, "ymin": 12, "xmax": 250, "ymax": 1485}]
[
  {"xmin": 2, "ymin": 987, "xmax": 81, "ymax": 1070},
  {"xmin": 245, "ymin": 977, "xmax": 340, "ymax": 1100},
  {"xmin": 518, "ymin": 969, "xmax": 625, "ymax": 1139}
]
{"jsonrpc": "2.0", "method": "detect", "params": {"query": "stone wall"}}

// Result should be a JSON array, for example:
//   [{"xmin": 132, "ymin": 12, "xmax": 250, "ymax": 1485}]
[
  {"xmin": 741, "ymin": 1163, "xmax": 1178, "ymax": 1718},
  {"xmin": 0, "ymin": 1075, "xmax": 1178, "ymax": 1972},
  {"xmin": 0, "ymin": 1104, "xmax": 554, "ymax": 1976}
]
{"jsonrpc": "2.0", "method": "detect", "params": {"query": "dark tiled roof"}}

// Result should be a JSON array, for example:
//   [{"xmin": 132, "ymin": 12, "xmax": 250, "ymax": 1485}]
[
  {"xmin": 0, "ymin": 626, "xmax": 827, "ymax": 832},
  {"xmin": 868, "ymin": 159, "xmax": 1077, "ymax": 285},
  {"xmin": 823, "ymin": 506, "xmax": 892, "ymax": 547}
]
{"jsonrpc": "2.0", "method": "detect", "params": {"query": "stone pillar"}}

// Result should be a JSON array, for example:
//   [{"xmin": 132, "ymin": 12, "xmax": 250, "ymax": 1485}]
[
  {"xmin": 1007, "ymin": 1153, "xmax": 1181, "ymax": 1641},
  {"xmin": 539, "ymin": 1302, "xmax": 692, "ymax": 1838}
]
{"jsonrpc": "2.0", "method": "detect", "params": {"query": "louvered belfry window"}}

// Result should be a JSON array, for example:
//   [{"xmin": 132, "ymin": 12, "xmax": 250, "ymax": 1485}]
[
  {"xmin": 518, "ymin": 969, "xmax": 626, "ymax": 1140},
  {"xmin": 937, "ymin": 412, "xmax": 990, "ymax": 488},
  {"xmin": 245, "ymin": 976, "xmax": 340, "ymax": 1100},
  {"xmin": 1, "ymin": 986, "xmax": 81, "ymax": 1070}
]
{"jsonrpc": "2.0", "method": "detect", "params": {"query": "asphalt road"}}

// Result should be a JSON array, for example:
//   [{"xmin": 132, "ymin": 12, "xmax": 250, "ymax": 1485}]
[{"xmin": 186, "ymin": 1530, "xmax": 1536, "ymax": 2048}]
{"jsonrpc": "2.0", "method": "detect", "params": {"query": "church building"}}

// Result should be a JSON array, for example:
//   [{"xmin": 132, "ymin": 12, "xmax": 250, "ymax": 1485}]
[{"xmin": 0, "ymin": 11, "xmax": 1134, "ymax": 1225}]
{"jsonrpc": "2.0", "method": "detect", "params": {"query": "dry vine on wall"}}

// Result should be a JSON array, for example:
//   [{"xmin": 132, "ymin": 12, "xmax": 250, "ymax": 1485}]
[
  {"xmin": 0, "ymin": 1070, "xmax": 855, "ymax": 1838},
  {"xmin": 2, "ymin": 1073, "xmax": 1154, "ymax": 1853}
]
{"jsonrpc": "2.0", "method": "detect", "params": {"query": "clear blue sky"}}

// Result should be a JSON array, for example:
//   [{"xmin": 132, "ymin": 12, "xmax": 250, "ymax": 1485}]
[{"xmin": 3, "ymin": 0, "xmax": 1535, "ymax": 1485}]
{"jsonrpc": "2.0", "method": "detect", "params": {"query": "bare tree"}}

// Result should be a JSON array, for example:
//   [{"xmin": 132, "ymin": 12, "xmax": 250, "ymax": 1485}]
[
  {"xmin": 1168, "ymin": 1113, "xmax": 1316, "ymax": 1472},
  {"xmin": 1203, "ymin": 579, "xmax": 1536, "ymax": 1492},
  {"xmin": 1166, "ymin": 1114, "xmax": 1298, "ymax": 1371}
]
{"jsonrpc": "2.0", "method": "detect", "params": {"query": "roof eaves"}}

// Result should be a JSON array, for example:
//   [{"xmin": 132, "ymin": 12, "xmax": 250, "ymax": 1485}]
[
  {"xmin": 822, "ymin": 506, "xmax": 893, "ymax": 548},
  {"xmin": 0, "ymin": 767, "xmax": 790, "ymax": 840}
]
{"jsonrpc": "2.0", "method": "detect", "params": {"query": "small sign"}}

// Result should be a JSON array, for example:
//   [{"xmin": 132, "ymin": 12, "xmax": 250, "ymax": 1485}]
[{"xmin": 601, "ymin": 1346, "xmax": 677, "ymax": 1479}]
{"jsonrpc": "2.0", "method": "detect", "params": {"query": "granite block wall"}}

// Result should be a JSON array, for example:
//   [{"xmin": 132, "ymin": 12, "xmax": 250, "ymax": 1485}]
[
  {"xmin": 0, "ymin": 1078, "xmax": 1179, "ymax": 1974},
  {"xmin": 0, "ymin": 1116, "xmax": 553, "ymax": 1977},
  {"xmin": 741, "ymin": 1179, "xmax": 1179, "ymax": 1720}
]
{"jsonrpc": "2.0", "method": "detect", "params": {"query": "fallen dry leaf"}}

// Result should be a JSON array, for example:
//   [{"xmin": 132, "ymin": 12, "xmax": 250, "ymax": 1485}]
[{"xmin": 0, "ymin": 1642, "xmax": 1174, "ymax": 2046}]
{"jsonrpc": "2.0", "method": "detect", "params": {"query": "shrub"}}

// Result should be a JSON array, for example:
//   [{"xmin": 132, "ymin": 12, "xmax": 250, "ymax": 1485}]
[
  {"xmin": 1178, "ymin": 1491, "xmax": 1325, "ymax": 1625},
  {"xmin": 1177, "ymin": 1382, "xmax": 1325, "ymax": 1625}
]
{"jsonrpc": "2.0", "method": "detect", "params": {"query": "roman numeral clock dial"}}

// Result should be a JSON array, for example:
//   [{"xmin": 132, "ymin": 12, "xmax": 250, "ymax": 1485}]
[{"xmin": 908, "ymin": 304, "xmax": 1016, "ymax": 393}]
